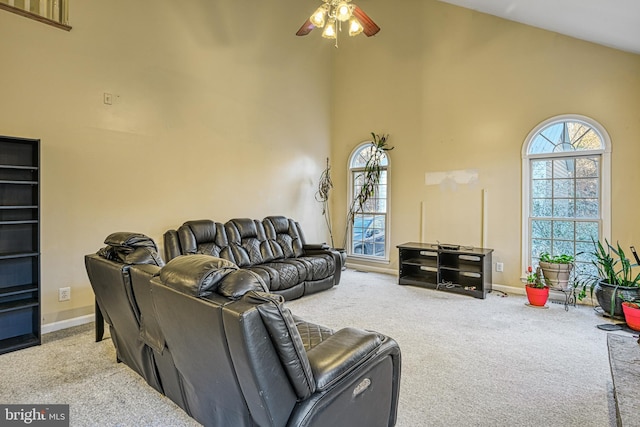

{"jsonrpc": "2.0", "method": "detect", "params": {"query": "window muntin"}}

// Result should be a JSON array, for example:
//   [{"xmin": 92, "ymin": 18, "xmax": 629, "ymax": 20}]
[
  {"xmin": 531, "ymin": 157, "xmax": 600, "ymax": 220},
  {"xmin": 525, "ymin": 118, "xmax": 606, "ymax": 276},
  {"xmin": 529, "ymin": 121, "xmax": 603, "ymax": 154},
  {"xmin": 350, "ymin": 145, "xmax": 389, "ymax": 168},
  {"xmin": 349, "ymin": 144, "xmax": 389, "ymax": 260}
]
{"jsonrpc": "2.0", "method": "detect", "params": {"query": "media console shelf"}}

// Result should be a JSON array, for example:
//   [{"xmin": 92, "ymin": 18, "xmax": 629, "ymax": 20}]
[{"xmin": 397, "ymin": 242, "xmax": 493, "ymax": 299}]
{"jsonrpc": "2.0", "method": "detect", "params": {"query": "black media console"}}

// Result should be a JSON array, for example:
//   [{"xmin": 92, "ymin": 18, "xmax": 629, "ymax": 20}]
[{"xmin": 397, "ymin": 242, "xmax": 493, "ymax": 299}]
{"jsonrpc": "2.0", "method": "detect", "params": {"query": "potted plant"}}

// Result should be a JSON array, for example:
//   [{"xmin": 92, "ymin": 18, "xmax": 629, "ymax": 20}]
[
  {"xmin": 315, "ymin": 157, "xmax": 335, "ymax": 248},
  {"xmin": 524, "ymin": 266, "xmax": 549, "ymax": 307},
  {"xmin": 621, "ymin": 297, "xmax": 640, "ymax": 331},
  {"xmin": 538, "ymin": 252, "xmax": 575, "ymax": 291},
  {"xmin": 316, "ymin": 133, "xmax": 393, "ymax": 260},
  {"xmin": 315, "ymin": 157, "xmax": 347, "ymax": 269},
  {"xmin": 576, "ymin": 239, "xmax": 640, "ymax": 319}
]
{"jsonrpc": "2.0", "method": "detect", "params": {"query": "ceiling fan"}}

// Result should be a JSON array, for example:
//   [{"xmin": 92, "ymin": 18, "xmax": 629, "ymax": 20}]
[{"xmin": 296, "ymin": 0, "xmax": 380, "ymax": 45}]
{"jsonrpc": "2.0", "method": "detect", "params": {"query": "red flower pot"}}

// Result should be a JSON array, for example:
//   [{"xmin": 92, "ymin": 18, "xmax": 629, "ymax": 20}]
[
  {"xmin": 622, "ymin": 302, "xmax": 640, "ymax": 331},
  {"xmin": 526, "ymin": 285, "xmax": 549, "ymax": 307}
]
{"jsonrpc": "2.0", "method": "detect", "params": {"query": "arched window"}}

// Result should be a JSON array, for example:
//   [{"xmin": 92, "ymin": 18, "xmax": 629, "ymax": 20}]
[
  {"xmin": 522, "ymin": 115, "xmax": 611, "ymax": 276},
  {"xmin": 348, "ymin": 142, "xmax": 390, "ymax": 260}
]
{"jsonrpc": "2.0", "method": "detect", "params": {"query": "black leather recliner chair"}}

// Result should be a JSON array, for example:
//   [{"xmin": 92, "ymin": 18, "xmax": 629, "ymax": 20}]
[
  {"xmin": 150, "ymin": 254, "xmax": 401, "ymax": 427},
  {"xmin": 84, "ymin": 232, "xmax": 186, "ymax": 411}
]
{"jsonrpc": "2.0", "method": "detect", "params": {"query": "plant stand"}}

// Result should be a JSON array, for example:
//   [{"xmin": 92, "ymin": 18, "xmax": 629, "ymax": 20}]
[
  {"xmin": 553, "ymin": 286, "xmax": 577, "ymax": 312},
  {"xmin": 538, "ymin": 268, "xmax": 576, "ymax": 311}
]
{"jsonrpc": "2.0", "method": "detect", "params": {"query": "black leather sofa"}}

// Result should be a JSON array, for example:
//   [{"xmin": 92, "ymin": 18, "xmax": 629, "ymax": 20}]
[
  {"xmin": 85, "ymin": 234, "xmax": 401, "ymax": 427},
  {"xmin": 164, "ymin": 216, "xmax": 342, "ymax": 300},
  {"xmin": 84, "ymin": 232, "xmax": 187, "ymax": 411}
]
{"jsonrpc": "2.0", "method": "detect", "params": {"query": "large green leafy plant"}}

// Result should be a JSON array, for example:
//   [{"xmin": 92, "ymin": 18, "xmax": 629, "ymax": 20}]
[
  {"xmin": 539, "ymin": 252, "xmax": 575, "ymax": 264},
  {"xmin": 576, "ymin": 239, "xmax": 640, "ymax": 314},
  {"xmin": 315, "ymin": 133, "xmax": 394, "ymax": 251}
]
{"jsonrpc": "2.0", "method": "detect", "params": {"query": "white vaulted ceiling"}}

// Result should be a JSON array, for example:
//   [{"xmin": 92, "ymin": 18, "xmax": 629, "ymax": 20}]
[{"xmin": 438, "ymin": 0, "xmax": 640, "ymax": 55}]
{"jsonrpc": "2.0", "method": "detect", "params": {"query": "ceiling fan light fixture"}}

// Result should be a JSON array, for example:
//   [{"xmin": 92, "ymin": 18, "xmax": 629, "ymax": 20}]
[
  {"xmin": 348, "ymin": 17, "xmax": 363, "ymax": 36},
  {"xmin": 310, "ymin": 4, "xmax": 329, "ymax": 28},
  {"xmin": 322, "ymin": 18, "xmax": 337, "ymax": 39},
  {"xmin": 336, "ymin": 2, "xmax": 353, "ymax": 22},
  {"xmin": 296, "ymin": 0, "xmax": 379, "ymax": 42}
]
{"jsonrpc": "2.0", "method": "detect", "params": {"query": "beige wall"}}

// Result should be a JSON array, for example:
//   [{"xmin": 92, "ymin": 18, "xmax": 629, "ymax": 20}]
[
  {"xmin": 0, "ymin": 1, "xmax": 333, "ymax": 324},
  {"xmin": 1, "ymin": 0, "xmax": 639, "ymax": 326},
  {"xmin": 331, "ymin": 0, "xmax": 640, "ymax": 288}
]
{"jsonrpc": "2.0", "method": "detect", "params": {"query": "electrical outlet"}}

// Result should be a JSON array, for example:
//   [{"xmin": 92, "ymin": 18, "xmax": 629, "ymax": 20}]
[
  {"xmin": 496, "ymin": 262, "xmax": 504, "ymax": 272},
  {"xmin": 59, "ymin": 287, "xmax": 71, "ymax": 302}
]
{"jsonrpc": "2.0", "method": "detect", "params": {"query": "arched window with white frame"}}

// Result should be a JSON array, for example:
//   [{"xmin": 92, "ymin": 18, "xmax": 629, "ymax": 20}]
[
  {"xmin": 348, "ymin": 142, "xmax": 390, "ymax": 260},
  {"xmin": 522, "ymin": 115, "xmax": 611, "ymax": 277}
]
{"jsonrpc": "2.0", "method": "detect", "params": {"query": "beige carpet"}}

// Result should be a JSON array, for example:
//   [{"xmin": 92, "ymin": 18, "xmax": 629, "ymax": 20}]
[
  {"xmin": 0, "ymin": 269, "xmax": 624, "ymax": 426},
  {"xmin": 288, "ymin": 270, "xmax": 620, "ymax": 426}
]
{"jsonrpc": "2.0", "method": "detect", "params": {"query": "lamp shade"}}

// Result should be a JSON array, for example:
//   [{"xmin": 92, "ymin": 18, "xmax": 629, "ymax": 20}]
[
  {"xmin": 322, "ymin": 18, "xmax": 337, "ymax": 39},
  {"xmin": 336, "ymin": 2, "xmax": 352, "ymax": 21},
  {"xmin": 348, "ymin": 17, "xmax": 363, "ymax": 36},
  {"xmin": 310, "ymin": 4, "xmax": 329, "ymax": 27}
]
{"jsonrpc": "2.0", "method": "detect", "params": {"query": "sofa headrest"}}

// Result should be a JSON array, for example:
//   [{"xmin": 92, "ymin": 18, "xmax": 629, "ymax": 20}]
[
  {"xmin": 217, "ymin": 269, "xmax": 269, "ymax": 299},
  {"xmin": 159, "ymin": 255, "xmax": 238, "ymax": 297},
  {"xmin": 228, "ymin": 218, "xmax": 259, "ymax": 239},
  {"xmin": 97, "ymin": 232, "xmax": 164, "ymax": 266},
  {"xmin": 265, "ymin": 216, "xmax": 290, "ymax": 234},
  {"xmin": 263, "ymin": 217, "xmax": 304, "ymax": 258},
  {"xmin": 183, "ymin": 220, "xmax": 218, "ymax": 244}
]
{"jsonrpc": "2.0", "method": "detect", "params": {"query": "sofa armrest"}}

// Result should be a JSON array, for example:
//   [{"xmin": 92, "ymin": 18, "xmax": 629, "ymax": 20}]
[
  {"xmin": 306, "ymin": 327, "xmax": 382, "ymax": 390},
  {"xmin": 302, "ymin": 243, "xmax": 330, "ymax": 251},
  {"xmin": 301, "ymin": 246, "xmax": 343, "ymax": 284}
]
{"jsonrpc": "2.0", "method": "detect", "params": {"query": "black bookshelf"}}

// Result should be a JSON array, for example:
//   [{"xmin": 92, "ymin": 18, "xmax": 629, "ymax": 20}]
[{"xmin": 0, "ymin": 136, "xmax": 40, "ymax": 354}]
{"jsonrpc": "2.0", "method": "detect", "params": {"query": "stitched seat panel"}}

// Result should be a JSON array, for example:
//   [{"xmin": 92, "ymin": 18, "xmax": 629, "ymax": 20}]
[
  {"xmin": 293, "ymin": 316, "xmax": 335, "ymax": 351},
  {"xmin": 298, "ymin": 255, "xmax": 334, "ymax": 280},
  {"xmin": 261, "ymin": 262, "xmax": 301, "ymax": 290}
]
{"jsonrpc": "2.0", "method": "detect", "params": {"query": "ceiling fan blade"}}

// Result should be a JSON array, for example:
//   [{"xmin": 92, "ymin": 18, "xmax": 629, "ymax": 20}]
[
  {"xmin": 296, "ymin": 19, "xmax": 316, "ymax": 36},
  {"xmin": 352, "ymin": 6, "xmax": 380, "ymax": 37}
]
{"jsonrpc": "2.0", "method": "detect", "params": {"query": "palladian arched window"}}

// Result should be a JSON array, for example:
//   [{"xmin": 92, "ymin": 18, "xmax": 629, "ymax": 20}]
[{"xmin": 522, "ymin": 115, "xmax": 611, "ymax": 276}]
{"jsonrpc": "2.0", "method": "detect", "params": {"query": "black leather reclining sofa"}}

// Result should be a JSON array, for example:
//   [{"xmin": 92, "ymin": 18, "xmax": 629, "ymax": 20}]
[
  {"xmin": 164, "ymin": 216, "xmax": 342, "ymax": 300},
  {"xmin": 85, "ymin": 233, "xmax": 401, "ymax": 427}
]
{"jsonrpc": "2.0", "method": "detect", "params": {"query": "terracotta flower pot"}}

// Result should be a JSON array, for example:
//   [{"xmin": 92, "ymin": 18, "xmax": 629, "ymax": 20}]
[
  {"xmin": 526, "ymin": 285, "xmax": 549, "ymax": 307},
  {"xmin": 622, "ymin": 302, "xmax": 640, "ymax": 331}
]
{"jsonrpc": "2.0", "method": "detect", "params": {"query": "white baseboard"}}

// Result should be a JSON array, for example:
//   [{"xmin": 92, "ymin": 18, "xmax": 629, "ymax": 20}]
[
  {"xmin": 492, "ymin": 283, "xmax": 525, "ymax": 296},
  {"xmin": 344, "ymin": 263, "xmax": 397, "ymax": 276},
  {"xmin": 42, "ymin": 314, "xmax": 95, "ymax": 334}
]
